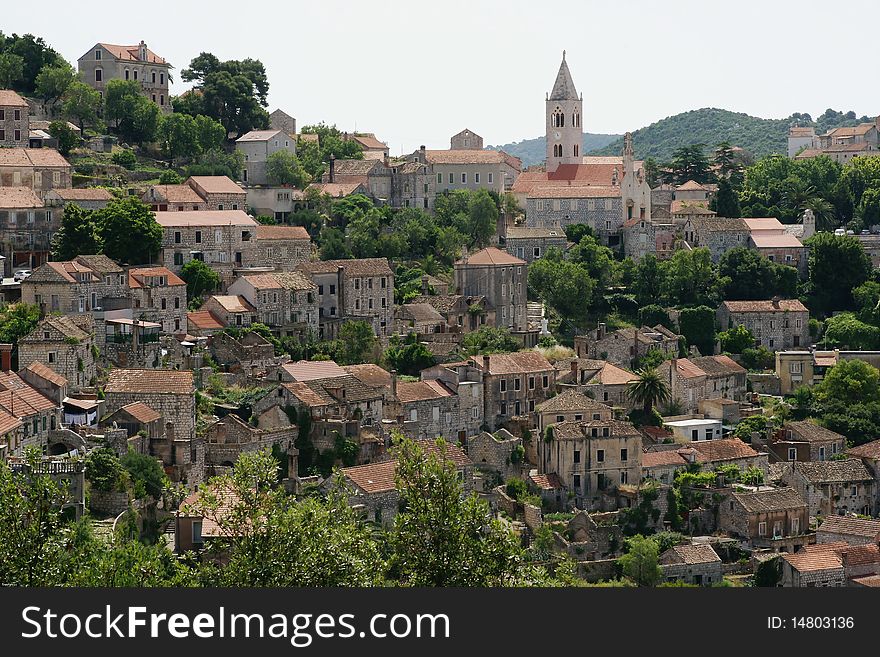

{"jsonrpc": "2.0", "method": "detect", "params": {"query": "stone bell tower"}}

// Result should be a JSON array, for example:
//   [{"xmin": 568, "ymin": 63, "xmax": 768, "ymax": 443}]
[{"xmin": 545, "ymin": 50, "xmax": 583, "ymax": 173}]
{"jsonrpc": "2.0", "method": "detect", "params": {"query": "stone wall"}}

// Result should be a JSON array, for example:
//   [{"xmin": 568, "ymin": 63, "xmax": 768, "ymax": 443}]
[{"xmin": 89, "ymin": 489, "xmax": 130, "ymax": 517}]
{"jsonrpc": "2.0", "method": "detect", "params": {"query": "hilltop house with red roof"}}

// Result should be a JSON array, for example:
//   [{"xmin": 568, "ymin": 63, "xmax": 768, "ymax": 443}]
[
  {"xmin": 555, "ymin": 357, "xmax": 639, "ymax": 410},
  {"xmin": 127, "ymin": 267, "xmax": 187, "ymax": 334},
  {"xmin": 227, "ymin": 271, "xmax": 318, "ymax": 337},
  {"xmin": 18, "ymin": 314, "xmax": 96, "ymax": 392},
  {"xmin": 21, "ymin": 254, "xmax": 127, "ymax": 316},
  {"xmin": 78, "ymin": 41, "xmax": 172, "ymax": 110},
  {"xmin": 574, "ymin": 321, "xmax": 682, "ymax": 370},
  {"xmin": 657, "ymin": 355, "xmax": 747, "ymax": 414},
  {"xmin": 473, "ymin": 351, "xmax": 555, "ymax": 429}
]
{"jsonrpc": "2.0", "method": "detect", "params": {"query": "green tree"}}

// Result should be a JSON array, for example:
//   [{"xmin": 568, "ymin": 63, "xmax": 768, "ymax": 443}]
[
  {"xmin": 296, "ymin": 123, "xmax": 364, "ymax": 181},
  {"xmin": 193, "ymin": 114, "xmax": 226, "ymax": 153},
  {"xmin": 104, "ymin": 80, "xmax": 160, "ymax": 145},
  {"xmin": 710, "ymin": 176, "xmax": 741, "ymax": 217},
  {"xmin": 51, "ymin": 204, "xmax": 100, "ymax": 260},
  {"xmin": 528, "ymin": 248, "xmax": 594, "ymax": 324},
  {"xmin": 667, "ymin": 144, "xmax": 711, "ymax": 185},
  {"xmin": 0, "ymin": 303, "xmax": 41, "ymax": 368},
  {"xmin": 633, "ymin": 254, "xmax": 664, "ymax": 307},
  {"xmin": 661, "ymin": 248, "xmax": 720, "ymax": 307},
  {"xmin": 84, "ymin": 447, "xmax": 126, "ymax": 492},
  {"xmin": 96, "ymin": 196, "xmax": 162, "ymax": 265},
  {"xmin": 392, "ymin": 436, "xmax": 522, "ymax": 586},
  {"xmin": 384, "ymin": 333, "xmax": 437, "ymax": 376},
  {"xmin": 638, "ymin": 304, "xmax": 672, "ymax": 329},
  {"xmin": 266, "ymin": 150, "xmax": 309, "ymax": 188},
  {"xmin": 337, "ymin": 320, "xmax": 376, "ymax": 365},
  {"xmin": 823, "ymin": 313, "xmax": 880, "ymax": 350},
  {"xmin": 818, "ymin": 358, "xmax": 880, "ymax": 406},
  {"xmin": 461, "ymin": 326, "xmax": 520, "ymax": 356},
  {"xmin": 48, "ymin": 120, "xmax": 79, "ymax": 156},
  {"xmin": 678, "ymin": 305, "xmax": 716, "ymax": 356},
  {"xmin": 157, "ymin": 112, "xmax": 199, "ymax": 163},
  {"xmin": 121, "ymin": 450, "xmax": 168, "ymax": 500},
  {"xmin": 33, "ymin": 62, "xmax": 76, "ymax": 105},
  {"xmin": 0, "ymin": 33, "xmax": 64, "ymax": 94},
  {"xmin": 627, "ymin": 368, "xmax": 671, "ymax": 415},
  {"xmin": 179, "ymin": 259, "xmax": 221, "ymax": 301},
  {"xmin": 0, "ymin": 52, "xmax": 24, "ymax": 88},
  {"xmin": 159, "ymin": 170, "xmax": 184, "ymax": 185},
  {"xmin": 466, "ymin": 189, "xmax": 499, "ymax": 248},
  {"xmin": 805, "ymin": 232, "xmax": 872, "ymax": 316},
  {"xmin": 618, "ymin": 534, "xmax": 662, "ymax": 587},
  {"xmin": 718, "ymin": 324, "xmax": 756, "ymax": 353},
  {"xmin": 61, "ymin": 81, "xmax": 103, "ymax": 134}
]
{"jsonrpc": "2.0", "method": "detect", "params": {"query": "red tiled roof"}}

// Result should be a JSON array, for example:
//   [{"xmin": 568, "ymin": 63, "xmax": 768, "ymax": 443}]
[
  {"xmin": 396, "ymin": 379, "xmax": 453, "ymax": 403},
  {"xmin": 98, "ymin": 43, "xmax": 168, "ymax": 64},
  {"xmin": 529, "ymin": 472, "xmax": 564, "ymax": 490},
  {"xmin": 105, "ymin": 369, "xmax": 193, "ymax": 395},
  {"xmin": 283, "ymin": 360, "xmax": 347, "ymax": 382},
  {"xmin": 24, "ymin": 361, "xmax": 67, "ymax": 387},
  {"xmin": 255, "ymin": 225, "xmax": 310, "ymax": 240},
  {"xmin": 0, "ymin": 90, "xmax": 28, "ymax": 107},
  {"xmin": 128, "ymin": 267, "xmax": 185, "ymax": 288},
  {"xmin": 783, "ymin": 544, "xmax": 845, "ymax": 573},
  {"xmin": 0, "ymin": 371, "xmax": 59, "ymax": 416},
  {"xmin": 692, "ymin": 438, "xmax": 759, "ymax": 462},
  {"xmin": 642, "ymin": 450, "xmax": 689, "ymax": 468},
  {"xmin": 0, "ymin": 148, "xmax": 70, "ymax": 168},
  {"xmin": 659, "ymin": 543, "xmax": 721, "ymax": 565},
  {"xmin": 155, "ymin": 210, "xmax": 257, "ymax": 227},
  {"xmin": 117, "ymin": 401, "xmax": 162, "ymax": 424},
  {"xmin": 186, "ymin": 176, "xmax": 245, "ymax": 195},
  {"xmin": 207, "ymin": 295, "xmax": 256, "ymax": 314},
  {"xmin": 0, "ymin": 187, "xmax": 43, "ymax": 209},
  {"xmin": 481, "ymin": 351, "xmax": 553, "ymax": 375},
  {"xmin": 424, "ymin": 149, "xmax": 504, "ymax": 165},
  {"xmin": 187, "ymin": 311, "xmax": 224, "ymax": 331},
  {"xmin": 48, "ymin": 188, "xmax": 114, "ymax": 201},
  {"xmin": 456, "ymin": 247, "xmax": 526, "ymax": 266},
  {"xmin": 722, "ymin": 299, "xmax": 809, "ymax": 313}
]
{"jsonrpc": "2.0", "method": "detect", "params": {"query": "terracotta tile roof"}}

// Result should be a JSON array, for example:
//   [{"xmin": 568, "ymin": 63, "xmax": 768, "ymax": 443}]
[
  {"xmin": 105, "ymin": 369, "xmax": 194, "ymax": 395},
  {"xmin": 851, "ymin": 574, "xmax": 880, "ymax": 587},
  {"xmin": 155, "ymin": 210, "xmax": 258, "ymax": 228},
  {"xmin": 528, "ymin": 185, "xmax": 621, "ymax": 199},
  {"xmin": 529, "ymin": 471, "xmax": 564, "ymax": 490},
  {"xmin": 235, "ymin": 129, "xmax": 287, "ymax": 142},
  {"xmin": 282, "ymin": 360, "xmax": 347, "ymax": 382},
  {"xmin": 642, "ymin": 450, "xmax": 689, "ymax": 468},
  {"xmin": 398, "ymin": 302, "xmax": 443, "ymax": 323},
  {"xmin": 181, "ymin": 484, "xmax": 242, "ymax": 538},
  {"xmin": 240, "ymin": 271, "xmax": 315, "ymax": 291},
  {"xmin": 187, "ymin": 311, "xmax": 224, "ymax": 331},
  {"xmin": 27, "ymin": 260, "xmax": 98, "ymax": 284},
  {"xmin": 840, "ymin": 543, "xmax": 880, "ymax": 566},
  {"xmin": 750, "ymin": 233, "xmax": 805, "ymax": 249},
  {"xmin": 847, "ymin": 439, "xmax": 880, "ymax": 459},
  {"xmin": 552, "ymin": 419, "xmax": 641, "ymax": 440},
  {"xmin": 342, "ymin": 364, "xmax": 391, "ymax": 390},
  {"xmin": 208, "ymin": 295, "xmax": 256, "ymax": 314},
  {"xmin": 48, "ymin": 188, "xmax": 113, "ymax": 201},
  {"xmin": 0, "ymin": 148, "xmax": 70, "ymax": 168},
  {"xmin": 342, "ymin": 459, "xmax": 397, "ymax": 493},
  {"xmin": 721, "ymin": 299, "xmax": 809, "ymax": 313},
  {"xmin": 690, "ymin": 355, "xmax": 746, "ymax": 376},
  {"xmin": 674, "ymin": 358, "xmax": 707, "ymax": 379},
  {"xmin": 0, "ymin": 186, "xmax": 43, "ymax": 209},
  {"xmin": 537, "ymin": 389, "xmax": 611, "ymax": 414},
  {"xmin": 595, "ymin": 362, "xmax": 639, "ymax": 386},
  {"xmin": 0, "ymin": 90, "xmax": 28, "ymax": 107},
  {"xmin": 24, "ymin": 361, "xmax": 67, "ymax": 387},
  {"xmin": 783, "ymin": 545, "xmax": 845, "ymax": 573},
  {"xmin": 186, "ymin": 176, "xmax": 244, "ymax": 195},
  {"xmin": 504, "ymin": 227, "xmax": 566, "ymax": 239},
  {"xmin": 794, "ymin": 148, "xmax": 824, "ymax": 159},
  {"xmin": 283, "ymin": 381, "xmax": 329, "ymax": 407},
  {"xmin": 825, "ymin": 124, "xmax": 876, "ymax": 138},
  {"xmin": 688, "ymin": 217, "xmax": 748, "ymax": 232},
  {"xmin": 146, "ymin": 184, "xmax": 203, "ymax": 204},
  {"xmin": 350, "ymin": 134, "xmax": 387, "ymax": 150},
  {"xmin": 789, "ymin": 127, "xmax": 815, "ymax": 137},
  {"xmin": 785, "ymin": 421, "xmax": 844, "ymax": 444},
  {"xmin": 0, "ymin": 407, "xmax": 23, "ymax": 436},
  {"xmin": 817, "ymin": 515, "xmax": 880, "ymax": 539},
  {"xmin": 116, "ymin": 401, "xmax": 162, "ymax": 424},
  {"xmin": 98, "ymin": 43, "xmax": 167, "ymax": 64},
  {"xmin": 424, "ymin": 149, "xmax": 504, "ymax": 165},
  {"xmin": 74, "ymin": 254, "xmax": 121, "ymax": 274},
  {"xmin": 306, "ymin": 181, "xmax": 367, "ymax": 197},
  {"xmin": 692, "ymin": 438, "xmax": 760, "ymax": 463},
  {"xmin": 659, "ymin": 543, "xmax": 721, "ymax": 565},
  {"xmin": 0, "ymin": 371, "xmax": 59, "ymax": 416},
  {"xmin": 255, "ymin": 225, "xmax": 310, "ymax": 240},
  {"xmin": 732, "ymin": 487, "xmax": 805, "ymax": 513},
  {"xmin": 396, "ymin": 379, "xmax": 454, "ymax": 403},
  {"xmin": 302, "ymin": 375, "xmax": 384, "ymax": 404},
  {"xmin": 456, "ymin": 247, "xmax": 526, "ymax": 266},
  {"xmin": 298, "ymin": 257, "xmax": 392, "ymax": 276},
  {"xmin": 793, "ymin": 460, "xmax": 872, "ymax": 484},
  {"xmin": 128, "ymin": 267, "xmax": 185, "ymax": 288},
  {"xmin": 481, "ymin": 351, "xmax": 553, "ymax": 375},
  {"xmin": 676, "ymin": 180, "xmax": 709, "ymax": 191}
]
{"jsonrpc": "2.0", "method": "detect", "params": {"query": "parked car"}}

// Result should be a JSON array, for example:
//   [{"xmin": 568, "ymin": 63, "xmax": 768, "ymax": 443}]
[{"xmin": 13, "ymin": 269, "xmax": 31, "ymax": 282}]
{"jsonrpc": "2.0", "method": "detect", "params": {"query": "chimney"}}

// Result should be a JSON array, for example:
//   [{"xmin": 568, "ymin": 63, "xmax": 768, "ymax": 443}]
[
  {"xmin": 165, "ymin": 421, "xmax": 174, "ymax": 443},
  {"xmin": 570, "ymin": 360, "xmax": 578, "ymax": 381},
  {"xmin": 419, "ymin": 144, "xmax": 426, "ymax": 164},
  {"xmin": 771, "ymin": 296, "xmax": 781, "ymax": 309},
  {"xmin": 482, "ymin": 354, "xmax": 490, "ymax": 372},
  {"xmin": 390, "ymin": 370, "xmax": 398, "ymax": 399},
  {"xmin": 336, "ymin": 265, "xmax": 345, "ymax": 315},
  {"xmin": 139, "ymin": 40, "xmax": 147, "ymax": 62},
  {"xmin": 597, "ymin": 322, "xmax": 606, "ymax": 340},
  {"xmin": 329, "ymin": 155, "xmax": 335, "ymax": 183},
  {"xmin": 421, "ymin": 275, "xmax": 429, "ymax": 295},
  {"xmin": 0, "ymin": 343, "xmax": 12, "ymax": 372}
]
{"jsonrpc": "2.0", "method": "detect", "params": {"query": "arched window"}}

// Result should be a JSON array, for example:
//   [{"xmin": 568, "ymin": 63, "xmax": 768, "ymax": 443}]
[{"xmin": 552, "ymin": 107, "xmax": 564, "ymax": 128}]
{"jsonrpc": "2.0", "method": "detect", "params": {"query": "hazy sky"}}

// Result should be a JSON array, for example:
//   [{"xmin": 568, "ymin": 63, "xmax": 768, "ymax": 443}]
[{"xmin": 5, "ymin": 1, "xmax": 878, "ymax": 152}]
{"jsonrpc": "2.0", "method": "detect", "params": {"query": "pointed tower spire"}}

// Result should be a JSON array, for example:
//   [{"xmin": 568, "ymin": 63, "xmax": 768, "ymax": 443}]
[{"xmin": 549, "ymin": 52, "xmax": 578, "ymax": 101}]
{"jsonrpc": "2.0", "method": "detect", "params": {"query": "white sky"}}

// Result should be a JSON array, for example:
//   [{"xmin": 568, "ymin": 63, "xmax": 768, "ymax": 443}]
[{"xmin": 5, "ymin": 0, "xmax": 877, "ymax": 153}]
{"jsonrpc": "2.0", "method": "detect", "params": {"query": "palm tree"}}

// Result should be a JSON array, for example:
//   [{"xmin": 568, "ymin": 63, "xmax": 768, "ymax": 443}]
[{"xmin": 627, "ymin": 368, "xmax": 672, "ymax": 416}]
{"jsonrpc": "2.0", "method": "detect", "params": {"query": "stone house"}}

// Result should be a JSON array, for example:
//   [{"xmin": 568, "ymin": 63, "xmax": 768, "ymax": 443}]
[
  {"xmin": 774, "ymin": 349, "xmax": 837, "ymax": 395},
  {"xmin": 525, "ymin": 186, "xmax": 626, "ymax": 244},
  {"xmin": 187, "ymin": 310, "xmax": 226, "ymax": 337},
  {"xmin": 141, "ymin": 184, "xmax": 206, "ymax": 211},
  {"xmin": 816, "ymin": 515, "xmax": 880, "ymax": 546},
  {"xmin": 781, "ymin": 544, "xmax": 847, "ymax": 587},
  {"xmin": 390, "ymin": 378, "xmax": 460, "ymax": 441},
  {"xmin": 768, "ymin": 421, "xmax": 847, "ymax": 463},
  {"xmin": 186, "ymin": 176, "xmax": 246, "ymax": 211},
  {"xmin": 468, "ymin": 429, "xmax": 523, "ymax": 484},
  {"xmin": 659, "ymin": 543, "xmax": 723, "ymax": 586},
  {"xmin": 744, "ymin": 217, "xmax": 808, "ymax": 276},
  {"xmin": 537, "ymin": 418, "xmax": 643, "ymax": 511},
  {"xmin": 556, "ymin": 358, "xmax": 639, "ymax": 410},
  {"xmin": 306, "ymin": 180, "xmax": 369, "ymax": 199},
  {"xmin": 0, "ymin": 148, "xmax": 71, "ymax": 192},
  {"xmin": 128, "ymin": 267, "xmax": 187, "ymax": 334},
  {"xmin": 659, "ymin": 355, "xmax": 747, "ymax": 414},
  {"xmin": 204, "ymin": 413, "xmax": 297, "ymax": 474},
  {"xmin": 621, "ymin": 216, "xmax": 676, "ymax": 261},
  {"xmin": 22, "ymin": 256, "xmax": 127, "ymax": 317},
  {"xmin": 43, "ymin": 187, "xmax": 114, "ymax": 216},
  {"xmin": 321, "ymin": 158, "xmax": 392, "ymax": 203},
  {"xmin": 0, "ymin": 186, "xmax": 52, "ymax": 275},
  {"xmin": 475, "ymin": 352, "xmax": 555, "ymax": 429},
  {"xmin": 535, "ymin": 388, "xmax": 613, "ymax": 432},
  {"xmin": 450, "ymin": 129, "xmax": 483, "ymax": 150},
  {"xmin": 395, "ymin": 302, "xmax": 446, "ymax": 334},
  {"xmin": 782, "ymin": 460, "xmax": 874, "ymax": 518},
  {"xmin": 18, "ymin": 314, "xmax": 96, "ymax": 391},
  {"xmin": 641, "ymin": 449, "xmax": 691, "ymax": 486},
  {"xmin": 0, "ymin": 364, "xmax": 64, "ymax": 456},
  {"xmin": 717, "ymin": 299, "xmax": 810, "ymax": 351},
  {"xmin": 269, "ymin": 109, "xmax": 296, "ymax": 135},
  {"xmin": 297, "ymin": 258, "xmax": 394, "ymax": 339},
  {"xmin": 103, "ymin": 369, "xmax": 196, "ymax": 441},
  {"xmin": 528, "ymin": 471, "xmax": 566, "ymax": 510},
  {"xmin": 228, "ymin": 271, "xmax": 318, "ymax": 337},
  {"xmin": 210, "ymin": 330, "xmax": 279, "ymax": 375},
  {"xmin": 682, "ymin": 217, "xmax": 750, "ymax": 261},
  {"xmin": 575, "ymin": 323, "xmax": 681, "ymax": 369},
  {"xmin": 236, "ymin": 129, "xmax": 296, "ymax": 185},
  {"xmin": 200, "ymin": 295, "xmax": 257, "ymax": 329},
  {"xmin": 155, "ymin": 210, "xmax": 259, "ymax": 282},
  {"xmin": 718, "ymin": 487, "xmax": 809, "ymax": 550},
  {"xmin": 0, "ymin": 90, "xmax": 29, "ymax": 147},
  {"xmin": 333, "ymin": 440, "xmax": 473, "ymax": 527},
  {"xmin": 100, "ymin": 401, "xmax": 164, "ymax": 444},
  {"xmin": 501, "ymin": 225, "xmax": 569, "ymax": 264},
  {"xmin": 408, "ymin": 293, "xmax": 495, "ymax": 333},
  {"xmin": 420, "ymin": 360, "xmax": 485, "ymax": 439},
  {"xmin": 347, "ymin": 133, "xmax": 389, "ymax": 161},
  {"xmin": 78, "ymin": 41, "xmax": 172, "ymax": 110},
  {"xmin": 390, "ymin": 158, "xmax": 435, "ymax": 210},
  {"xmin": 690, "ymin": 438, "xmax": 769, "ymax": 475},
  {"xmin": 423, "ymin": 149, "xmax": 505, "ymax": 196},
  {"xmin": 454, "ymin": 247, "xmax": 527, "ymax": 331},
  {"xmin": 254, "ymin": 224, "xmax": 312, "ymax": 270}
]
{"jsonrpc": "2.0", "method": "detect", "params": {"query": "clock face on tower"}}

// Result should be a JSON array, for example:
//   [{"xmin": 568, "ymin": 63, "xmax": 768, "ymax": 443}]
[{"xmin": 553, "ymin": 131, "xmax": 561, "ymax": 140}]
